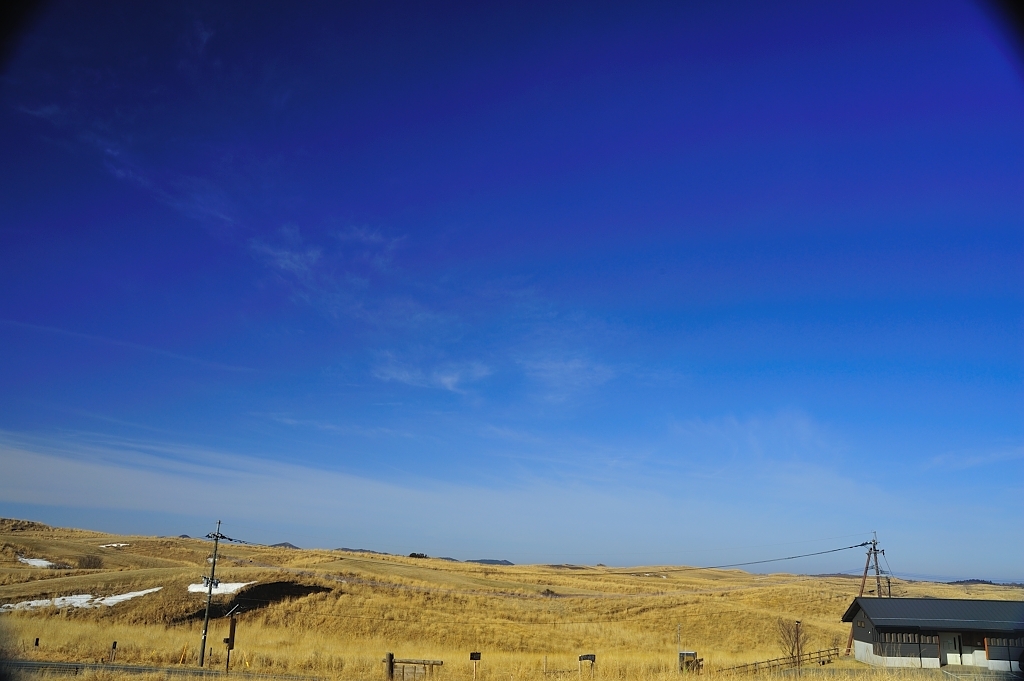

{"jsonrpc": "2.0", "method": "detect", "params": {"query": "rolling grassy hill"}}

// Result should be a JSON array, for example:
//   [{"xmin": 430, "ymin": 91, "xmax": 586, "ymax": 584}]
[{"xmin": 1, "ymin": 518, "xmax": 1019, "ymax": 680}]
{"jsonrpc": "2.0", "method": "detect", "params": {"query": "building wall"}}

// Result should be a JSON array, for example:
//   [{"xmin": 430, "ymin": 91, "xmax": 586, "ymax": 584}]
[
  {"xmin": 853, "ymin": 640, "xmax": 939, "ymax": 669},
  {"xmin": 851, "ymin": 611, "xmax": 873, "ymax": 644},
  {"xmin": 984, "ymin": 638, "xmax": 1023, "ymax": 673},
  {"xmin": 856, "ymin": 634, "xmax": 1022, "ymax": 671},
  {"xmin": 986, "ymin": 659, "xmax": 1022, "ymax": 673},
  {"xmin": 870, "ymin": 627, "xmax": 940, "ymax": 663},
  {"xmin": 942, "ymin": 650, "xmax": 988, "ymax": 667}
]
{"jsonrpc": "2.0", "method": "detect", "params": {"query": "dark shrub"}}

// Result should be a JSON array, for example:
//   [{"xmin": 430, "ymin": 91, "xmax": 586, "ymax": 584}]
[{"xmin": 77, "ymin": 555, "xmax": 103, "ymax": 569}]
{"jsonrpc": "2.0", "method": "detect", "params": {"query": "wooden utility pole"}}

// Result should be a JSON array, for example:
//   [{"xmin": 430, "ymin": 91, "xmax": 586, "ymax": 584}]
[
  {"xmin": 845, "ymin": 534, "xmax": 884, "ymax": 656},
  {"xmin": 795, "ymin": 621, "xmax": 802, "ymax": 673},
  {"xmin": 199, "ymin": 520, "xmax": 223, "ymax": 668},
  {"xmin": 872, "ymin": 533, "xmax": 883, "ymax": 600}
]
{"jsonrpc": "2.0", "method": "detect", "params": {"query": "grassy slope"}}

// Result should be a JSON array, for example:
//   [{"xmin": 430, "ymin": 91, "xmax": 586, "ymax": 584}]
[{"xmin": 0, "ymin": 518, "xmax": 1020, "ymax": 679}]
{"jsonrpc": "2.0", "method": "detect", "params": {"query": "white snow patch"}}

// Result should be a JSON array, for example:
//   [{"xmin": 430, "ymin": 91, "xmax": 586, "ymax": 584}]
[
  {"xmin": 100, "ymin": 543, "xmax": 129, "ymax": 548},
  {"xmin": 187, "ymin": 581, "xmax": 254, "ymax": 595},
  {"xmin": 0, "ymin": 587, "xmax": 162, "ymax": 613},
  {"xmin": 17, "ymin": 556, "xmax": 55, "ymax": 568},
  {"xmin": 95, "ymin": 587, "xmax": 162, "ymax": 606}
]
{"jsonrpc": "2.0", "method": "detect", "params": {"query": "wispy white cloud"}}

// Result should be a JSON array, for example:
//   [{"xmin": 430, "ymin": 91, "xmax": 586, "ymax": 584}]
[
  {"xmin": 337, "ymin": 225, "xmax": 391, "ymax": 246},
  {"xmin": 0, "ymin": 429, "xmax": 737, "ymax": 561},
  {"xmin": 335, "ymin": 225, "xmax": 404, "ymax": 274},
  {"xmin": 0, "ymin": 428, "xmax": 1019, "ymax": 577},
  {"xmin": 266, "ymin": 414, "xmax": 415, "ymax": 439},
  {"xmin": 164, "ymin": 176, "xmax": 238, "ymax": 226},
  {"xmin": 0, "ymin": 319, "xmax": 251, "ymax": 372},
  {"xmin": 431, "ymin": 362, "xmax": 491, "ymax": 392},
  {"xmin": 18, "ymin": 104, "xmax": 63, "ymax": 123},
  {"xmin": 372, "ymin": 354, "xmax": 491, "ymax": 393},
  {"xmin": 249, "ymin": 238, "xmax": 322, "ymax": 278},
  {"xmin": 19, "ymin": 95, "xmax": 239, "ymax": 229},
  {"xmin": 520, "ymin": 357, "xmax": 615, "ymax": 401},
  {"xmin": 245, "ymin": 224, "xmax": 430, "ymax": 331},
  {"xmin": 666, "ymin": 410, "xmax": 844, "ymax": 466},
  {"xmin": 189, "ymin": 21, "xmax": 214, "ymax": 55},
  {"xmin": 926, "ymin": 445, "xmax": 1024, "ymax": 471},
  {"xmin": 93, "ymin": 143, "xmax": 238, "ymax": 228}
]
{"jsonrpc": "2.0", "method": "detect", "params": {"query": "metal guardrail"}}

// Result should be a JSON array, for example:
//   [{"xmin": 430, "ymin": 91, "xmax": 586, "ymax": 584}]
[{"xmin": 0, "ymin": 659, "xmax": 321, "ymax": 681}]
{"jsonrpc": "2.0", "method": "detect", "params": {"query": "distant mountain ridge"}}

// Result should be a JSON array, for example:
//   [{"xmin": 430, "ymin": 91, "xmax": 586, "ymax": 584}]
[{"xmin": 333, "ymin": 546, "xmax": 513, "ymax": 565}]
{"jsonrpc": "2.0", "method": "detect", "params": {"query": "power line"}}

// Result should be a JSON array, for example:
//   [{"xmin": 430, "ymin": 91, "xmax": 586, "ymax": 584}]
[
  {"xmin": 327, "ymin": 540, "xmax": 872, "ymax": 579},
  {"xmin": 605, "ymin": 542, "xmax": 872, "ymax": 574},
  {"xmin": 206, "ymin": 541, "xmax": 873, "ymax": 629},
  {"xmin": 882, "ymin": 551, "xmax": 896, "ymax": 579}
]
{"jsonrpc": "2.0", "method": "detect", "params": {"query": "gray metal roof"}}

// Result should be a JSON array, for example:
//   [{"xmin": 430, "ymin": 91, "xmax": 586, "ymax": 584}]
[{"xmin": 842, "ymin": 597, "xmax": 1024, "ymax": 633}]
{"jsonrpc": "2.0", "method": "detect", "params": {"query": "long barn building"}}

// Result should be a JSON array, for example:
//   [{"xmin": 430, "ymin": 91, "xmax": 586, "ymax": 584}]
[{"xmin": 842, "ymin": 597, "xmax": 1024, "ymax": 671}]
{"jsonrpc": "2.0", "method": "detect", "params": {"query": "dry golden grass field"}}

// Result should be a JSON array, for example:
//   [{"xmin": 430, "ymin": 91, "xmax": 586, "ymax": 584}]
[{"xmin": 1, "ymin": 518, "xmax": 1020, "ymax": 681}]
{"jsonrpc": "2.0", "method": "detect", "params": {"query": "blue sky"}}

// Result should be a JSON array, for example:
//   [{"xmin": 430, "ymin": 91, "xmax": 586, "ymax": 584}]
[{"xmin": 1, "ymin": 0, "xmax": 1022, "ymax": 580}]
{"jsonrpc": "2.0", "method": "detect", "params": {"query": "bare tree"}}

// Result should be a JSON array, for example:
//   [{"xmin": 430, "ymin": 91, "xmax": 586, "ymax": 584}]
[
  {"xmin": 776, "ymin": 619, "xmax": 809, "ymax": 659},
  {"xmin": 77, "ymin": 555, "xmax": 102, "ymax": 569}
]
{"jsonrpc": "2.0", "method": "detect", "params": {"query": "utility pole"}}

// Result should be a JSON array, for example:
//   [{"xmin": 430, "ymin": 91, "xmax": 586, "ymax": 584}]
[
  {"xmin": 872, "ymin": 532, "xmax": 883, "ymax": 600},
  {"xmin": 845, "ymin": 533, "xmax": 885, "ymax": 656},
  {"xmin": 795, "ymin": 621, "xmax": 802, "ymax": 671},
  {"xmin": 199, "ymin": 520, "xmax": 224, "ymax": 668}
]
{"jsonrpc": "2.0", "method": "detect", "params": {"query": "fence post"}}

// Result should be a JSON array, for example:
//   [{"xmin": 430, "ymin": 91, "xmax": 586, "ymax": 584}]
[{"xmin": 386, "ymin": 653, "xmax": 395, "ymax": 681}]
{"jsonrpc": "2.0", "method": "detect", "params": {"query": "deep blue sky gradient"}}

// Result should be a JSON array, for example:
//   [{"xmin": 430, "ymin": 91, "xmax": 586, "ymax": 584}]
[{"xmin": 1, "ymin": 0, "xmax": 1022, "ymax": 579}]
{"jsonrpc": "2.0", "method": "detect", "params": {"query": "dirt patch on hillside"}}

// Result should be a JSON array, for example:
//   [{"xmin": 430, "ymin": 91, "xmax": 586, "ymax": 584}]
[{"xmin": 175, "ymin": 581, "xmax": 332, "ymax": 622}]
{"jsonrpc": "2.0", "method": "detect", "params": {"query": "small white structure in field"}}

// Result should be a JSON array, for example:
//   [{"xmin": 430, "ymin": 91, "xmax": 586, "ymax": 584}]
[{"xmin": 188, "ymin": 581, "xmax": 254, "ymax": 595}]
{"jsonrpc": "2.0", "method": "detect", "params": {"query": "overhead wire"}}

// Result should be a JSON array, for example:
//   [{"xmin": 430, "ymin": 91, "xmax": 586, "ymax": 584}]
[
  {"xmin": 205, "ymin": 534, "xmax": 873, "ymax": 626},
  {"xmin": 603, "ymin": 542, "xmax": 872, "ymax": 574},
  {"xmin": 321, "ymin": 540, "xmax": 872, "ymax": 579},
  {"xmin": 881, "ymin": 549, "xmax": 901, "ymax": 590}
]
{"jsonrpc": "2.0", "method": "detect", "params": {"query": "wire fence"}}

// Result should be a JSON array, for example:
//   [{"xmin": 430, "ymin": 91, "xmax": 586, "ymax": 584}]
[{"xmin": 0, "ymin": 659, "xmax": 321, "ymax": 681}]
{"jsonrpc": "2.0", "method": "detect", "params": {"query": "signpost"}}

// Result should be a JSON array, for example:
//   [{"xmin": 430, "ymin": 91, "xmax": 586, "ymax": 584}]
[
  {"xmin": 223, "ymin": 613, "xmax": 237, "ymax": 673},
  {"xmin": 578, "ymin": 655, "xmax": 595, "ymax": 680},
  {"xmin": 470, "ymin": 652, "xmax": 481, "ymax": 681}
]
